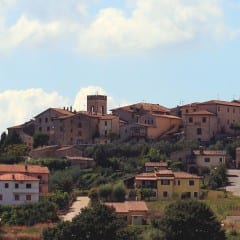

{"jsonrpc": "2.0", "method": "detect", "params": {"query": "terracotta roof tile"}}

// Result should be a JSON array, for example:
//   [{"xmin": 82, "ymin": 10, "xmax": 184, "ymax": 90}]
[
  {"xmin": 186, "ymin": 110, "xmax": 216, "ymax": 116},
  {"xmin": 111, "ymin": 103, "xmax": 170, "ymax": 113},
  {"xmin": 193, "ymin": 150, "xmax": 227, "ymax": 156},
  {"xmin": 174, "ymin": 172, "xmax": 201, "ymax": 179},
  {"xmin": 0, "ymin": 164, "xmax": 49, "ymax": 174},
  {"xmin": 105, "ymin": 201, "xmax": 148, "ymax": 213},
  {"xmin": 67, "ymin": 156, "xmax": 94, "ymax": 161},
  {"xmin": 0, "ymin": 173, "xmax": 39, "ymax": 181},
  {"xmin": 145, "ymin": 162, "xmax": 168, "ymax": 167},
  {"xmin": 200, "ymin": 100, "xmax": 240, "ymax": 107}
]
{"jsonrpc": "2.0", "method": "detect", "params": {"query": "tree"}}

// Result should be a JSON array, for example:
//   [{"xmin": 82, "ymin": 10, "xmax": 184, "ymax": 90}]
[
  {"xmin": 157, "ymin": 200, "xmax": 226, "ymax": 240},
  {"xmin": 33, "ymin": 132, "xmax": 49, "ymax": 148},
  {"xmin": 208, "ymin": 164, "xmax": 227, "ymax": 189},
  {"xmin": 42, "ymin": 204, "xmax": 136, "ymax": 240},
  {"xmin": 98, "ymin": 184, "xmax": 112, "ymax": 202},
  {"xmin": 112, "ymin": 183, "xmax": 126, "ymax": 202}
]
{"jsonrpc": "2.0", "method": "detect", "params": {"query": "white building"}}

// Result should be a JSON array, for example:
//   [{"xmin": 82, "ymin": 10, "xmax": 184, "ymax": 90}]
[
  {"xmin": 0, "ymin": 173, "xmax": 39, "ymax": 205},
  {"xmin": 193, "ymin": 149, "xmax": 226, "ymax": 169}
]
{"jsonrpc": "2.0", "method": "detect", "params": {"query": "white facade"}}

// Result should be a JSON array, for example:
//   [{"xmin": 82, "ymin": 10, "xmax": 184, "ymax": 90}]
[{"xmin": 0, "ymin": 174, "xmax": 39, "ymax": 205}]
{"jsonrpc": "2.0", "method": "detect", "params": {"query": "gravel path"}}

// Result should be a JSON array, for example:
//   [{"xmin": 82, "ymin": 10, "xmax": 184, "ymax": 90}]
[{"xmin": 60, "ymin": 196, "xmax": 90, "ymax": 221}]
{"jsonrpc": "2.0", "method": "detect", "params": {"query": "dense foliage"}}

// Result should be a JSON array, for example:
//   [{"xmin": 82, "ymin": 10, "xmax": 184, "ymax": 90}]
[
  {"xmin": 0, "ymin": 200, "xmax": 58, "ymax": 226},
  {"xmin": 33, "ymin": 132, "xmax": 49, "ymax": 148},
  {"xmin": 28, "ymin": 158, "xmax": 71, "ymax": 171},
  {"xmin": 155, "ymin": 200, "xmax": 226, "ymax": 240},
  {"xmin": 42, "ymin": 204, "xmax": 137, "ymax": 240},
  {"xmin": 207, "ymin": 164, "xmax": 228, "ymax": 190}
]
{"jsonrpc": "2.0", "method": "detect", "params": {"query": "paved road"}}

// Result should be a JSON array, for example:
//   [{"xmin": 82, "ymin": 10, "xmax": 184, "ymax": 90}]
[
  {"xmin": 60, "ymin": 196, "xmax": 90, "ymax": 221},
  {"xmin": 226, "ymin": 169, "xmax": 240, "ymax": 196}
]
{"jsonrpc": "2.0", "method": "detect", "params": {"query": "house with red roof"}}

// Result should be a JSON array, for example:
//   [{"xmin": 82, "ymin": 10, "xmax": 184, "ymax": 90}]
[
  {"xmin": 192, "ymin": 149, "xmax": 227, "ymax": 169},
  {"xmin": 135, "ymin": 169, "xmax": 201, "ymax": 200},
  {"xmin": 0, "ymin": 173, "xmax": 39, "ymax": 205},
  {"xmin": 105, "ymin": 201, "xmax": 149, "ymax": 225},
  {"xmin": 0, "ymin": 164, "xmax": 49, "ymax": 194}
]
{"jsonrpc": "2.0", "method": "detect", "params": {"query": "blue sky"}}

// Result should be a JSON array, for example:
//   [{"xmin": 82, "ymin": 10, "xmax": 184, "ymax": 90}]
[{"xmin": 1, "ymin": 0, "xmax": 240, "ymax": 133}]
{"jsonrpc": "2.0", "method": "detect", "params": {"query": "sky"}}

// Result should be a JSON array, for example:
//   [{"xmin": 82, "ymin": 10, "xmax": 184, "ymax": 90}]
[{"xmin": 0, "ymin": 0, "xmax": 240, "ymax": 133}]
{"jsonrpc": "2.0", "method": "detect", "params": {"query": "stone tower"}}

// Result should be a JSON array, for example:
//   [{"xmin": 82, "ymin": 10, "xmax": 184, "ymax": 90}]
[{"xmin": 87, "ymin": 95, "xmax": 107, "ymax": 115}]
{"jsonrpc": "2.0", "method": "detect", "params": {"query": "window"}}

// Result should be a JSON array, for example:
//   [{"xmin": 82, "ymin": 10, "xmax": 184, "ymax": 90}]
[
  {"xmin": 177, "ymin": 180, "xmax": 181, "ymax": 186},
  {"xmin": 189, "ymin": 180, "xmax": 195, "ymax": 186},
  {"xmin": 105, "ymin": 130, "xmax": 108, "ymax": 136},
  {"xmin": 194, "ymin": 192, "xmax": 198, "ymax": 198},
  {"xmin": 39, "ymin": 118, "xmax": 42, "ymax": 123},
  {"xmin": 26, "ymin": 195, "xmax": 31, "ymax": 201},
  {"xmin": 186, "ymin": 109, "xmax": 189, "ymax": 113},
  {"xmin": 39, "ymin": 127, "xmax": 42, "ymax": 132},
  {"xmin": 233, "ymin": 108, "xmax": 235, "ymax": 113},
  {"xmin": 163, "ymin": 191, "xmax": 168, "ymax": 198},
  {"xmin": 15, "ymin": 194, "xmax": 20, "ymax": 201},
  {"xmin": 15, "ymin": 183, "xmax": 19, "ymax": 189},
  {"xmin": 197, "ymin": 128, "xmax": 202, "ymax": 135},
  {"xmin": 219, "ymin": 158, "xmax": 223, "ymax": 163},
  {"xmin": 204, "ymin": 158, "xmax": 210, "ymax": 163},
  {"xmin": 202, "ymin": 117, "xmax": 206, "ymax": 123},
  {"xmin": 5, "ymin": 183, "xmax": 9, "ymax": 188},
  {"xmin": 227, "ymin": 120, "xmax": 230, "ymax": 125},
  {"xmin": 105, "ymin": 121, "xmax": 107, "ymax": 126},
  {"xmin": 189, "ymin": 117, "xmax": 193, "ymax": 123},
  {"xmin": 78, "ymin": 122, "xmax": 82, "ymax": 128},
  {"xmin": 45, "ymin": 117, "xmax": 48, "ymax": 123},
  {"xmin": 47, "ymin": 126, "xmax": 50, "ymax": 132},
  {"xmin": 26, "ymin": 183, "xmax": 31, "ymax": 189},
  {"xmin": 161, "ymin": 180, "xmax": 170, "ymax": 185},
  {"xmin": 0, "ymin": 194, "xmax": 2, "ymax": 200},
  {"xmin": 227, "ymin": 108, "xmax": 229, "ymax": 113},
  {"xmin": 78, "ymin": 131, "xmax": 82, "ymax": 136}
]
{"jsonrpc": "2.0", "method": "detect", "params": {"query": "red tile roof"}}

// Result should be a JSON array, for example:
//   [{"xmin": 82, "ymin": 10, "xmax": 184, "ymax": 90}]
[
  {"xmin": 193, "ymin": 150, "xmax": 227, "ymax": 156},
  {"xmin": 174, "ymin": 172, "xmax": 201, "ymax": 179},
  {"xmin": 145, "ymin": 162, "xmax": 168, "ymax": 167},
  {"xmin": 105, "ymin": 201, "xmax": 148, "ymax": 213},
  {"xmin": 111, "ymin": 103, "xmax": 170, "ymax": 113},
  {"xmin": 0, "ymin": 173, "xmax": 39, "ymax": 181},
  {"xmin": 34, "ymin": 108, "xmax": 74, "ymax": 118},
  {"xmin": 0, "ymin": 164, "xmax": 49, "ymax": 174},
  {"xmin": 186, "ymin": 110, "xmax": 215, "ymax": 116},
  {"xmin": 135, "ymin": 170, "xmax": 200, "ymax": 180},
  {"xmin": 200, "ymin": 100, "xmax": 240, "ymax": 107},
  {"xmin": 67, "ymin": 156, "xmax": 94, "ymax": 161}
]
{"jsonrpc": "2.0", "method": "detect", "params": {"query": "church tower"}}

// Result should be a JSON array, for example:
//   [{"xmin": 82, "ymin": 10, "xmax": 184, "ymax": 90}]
[{"xmin": 87, "ymin": 95, "xmax": 107, "ymax": 115}]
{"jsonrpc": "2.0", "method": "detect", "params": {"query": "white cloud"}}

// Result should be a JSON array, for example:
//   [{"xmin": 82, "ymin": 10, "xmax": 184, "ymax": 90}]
[
  {"xmin": 0, "ymin": 89, "xmax": 69, "ymax": 133},
  {"xmin": 0, "ymin": 15, "xmax": 72, "ymax": 54},
  {"xmin": 77, "ymin": 0, "xmax": 231, "ymax": 55},
  {"xmin": 0, "ymin": 0, "xmax": 238, "ymax": 55}
]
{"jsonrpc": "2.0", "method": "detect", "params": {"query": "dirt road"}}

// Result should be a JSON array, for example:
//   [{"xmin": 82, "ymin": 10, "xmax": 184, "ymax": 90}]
[{"xmin": 60, "ymin": 196, "xmax": 90, "ymax": 221}]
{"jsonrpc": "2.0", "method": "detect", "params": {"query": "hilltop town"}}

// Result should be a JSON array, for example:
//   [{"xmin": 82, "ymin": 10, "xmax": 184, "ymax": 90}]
[{"xmin": 1, "ymin": 95, "xmax": 240, "ymax": 239}]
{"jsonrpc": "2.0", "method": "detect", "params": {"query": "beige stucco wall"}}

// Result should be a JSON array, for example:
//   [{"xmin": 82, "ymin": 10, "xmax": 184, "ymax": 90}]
[
  {"xmin": 157, "ymin": 179, "xmax": 174, "ymax": 200},
  {"xmin": 173, "ymin": 178, "xmax": 201, "ymax": 198},
  {"xmin": 195, "ymin": 155, "xmax": 226, "ymax": 169},
  {"xmin": 184, "ymin": 114, "xmax": 217, "ymax": 142},
  {"xmin": 139, "ymin": 114, "xmax": 181, "ymax": 140}
]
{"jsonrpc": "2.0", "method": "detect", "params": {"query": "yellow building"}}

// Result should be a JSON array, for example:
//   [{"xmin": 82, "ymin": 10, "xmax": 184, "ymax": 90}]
[{"xmin": 135, "ymin": 169, "xmax": 201, "ymax": 200}]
